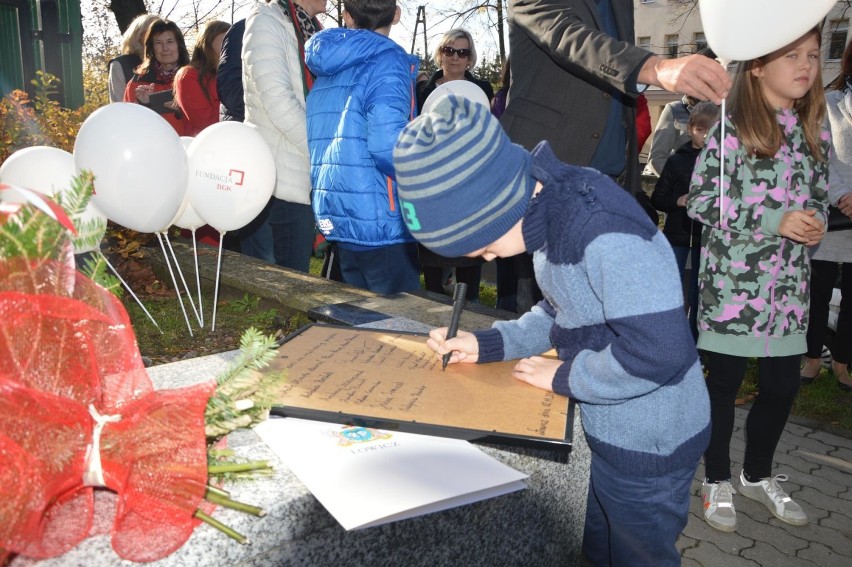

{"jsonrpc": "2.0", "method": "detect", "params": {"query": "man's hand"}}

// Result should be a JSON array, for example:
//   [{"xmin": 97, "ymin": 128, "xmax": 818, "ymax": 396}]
[
  {"xmin": 639, "ymin": 54, "xmax": 732, "ymax": 105},
  {"xmin": 512, "ymin": 356, "xmax": 562, "ymax": 392},
  {"xmin": 837, "ymin": 193, "xmax": 852, "ymax": 218}
]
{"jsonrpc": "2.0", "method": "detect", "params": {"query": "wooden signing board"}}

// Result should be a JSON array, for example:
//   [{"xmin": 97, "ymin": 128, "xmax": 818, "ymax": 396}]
[{"xmin": 268, "ymin": 324, "xmax": 573, "ymax": 454}]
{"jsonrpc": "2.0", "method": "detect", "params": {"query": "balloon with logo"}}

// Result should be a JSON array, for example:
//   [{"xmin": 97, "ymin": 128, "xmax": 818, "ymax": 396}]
[
  {"xmin": 185, "ymin": 122, "xmax": 275, "ymax": 232},
  {"xmin": 73, "ymin": 102, "xmax": 187, "ymax": 233},
  {"xmin": 422, "ymin": 80, "xmax": 490, "ymax": 115},
  {"xmin": 699, "ymin": 0, "xmax": 836, "ymax": 61},
  {"xmin": 0, "ymin": 145, "xmax": 107, "ymax": 253}
]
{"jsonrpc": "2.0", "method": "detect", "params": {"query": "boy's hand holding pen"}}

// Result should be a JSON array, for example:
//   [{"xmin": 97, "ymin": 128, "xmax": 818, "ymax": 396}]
[
  {"xmin": 427, "ymin": 327, "xmax": 480, "ymax": 367},
  {"xmin": 427, "ymin": 283, "xmax": 480, "ymax": 368}
]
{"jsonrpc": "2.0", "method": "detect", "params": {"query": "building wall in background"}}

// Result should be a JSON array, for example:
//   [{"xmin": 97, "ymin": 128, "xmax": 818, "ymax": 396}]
[
  {"xmin": 0, "ymin": 0, "xmax": 83, "ymax": 108},
  {"xmin": 634, "ymin": 0, "xmax": 851, "ymax": 161}
]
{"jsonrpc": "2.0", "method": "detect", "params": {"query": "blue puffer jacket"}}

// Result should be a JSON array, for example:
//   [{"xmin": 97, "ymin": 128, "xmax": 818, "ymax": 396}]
[{"xmin": 306, "ymin": 28, "xmax": 419, "ymax": 247}]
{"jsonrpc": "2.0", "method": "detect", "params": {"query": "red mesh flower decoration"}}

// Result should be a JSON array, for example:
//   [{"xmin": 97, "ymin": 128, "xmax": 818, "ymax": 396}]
[{"xmin": 0, "ymin": 257, "xmax": 214, "ymax": 562}]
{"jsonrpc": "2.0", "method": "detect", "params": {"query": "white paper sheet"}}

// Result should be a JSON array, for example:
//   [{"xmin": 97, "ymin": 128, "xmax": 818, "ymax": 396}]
[{"xmin": 253, "ymin": 417, "xmax": 528, "ymax": 530}]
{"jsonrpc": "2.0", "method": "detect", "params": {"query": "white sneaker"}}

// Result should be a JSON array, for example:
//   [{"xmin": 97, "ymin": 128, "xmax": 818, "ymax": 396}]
[
  {"xmin": 701, "ymin": 480, "xmax": 737, "ymax": 532},
  {"xmin": 739, "ymin": 471, "xmax": 808, "ymax": 526}
]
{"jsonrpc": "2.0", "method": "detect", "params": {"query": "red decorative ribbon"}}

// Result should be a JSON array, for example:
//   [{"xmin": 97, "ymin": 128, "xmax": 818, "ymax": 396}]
[{"xmin": 0, "ymin": 257, "xmax": 214, "ymax": 562}]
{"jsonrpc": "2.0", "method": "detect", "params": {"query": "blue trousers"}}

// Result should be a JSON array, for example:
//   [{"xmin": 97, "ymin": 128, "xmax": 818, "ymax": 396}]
[
  {"xmin": 583, "ymin": 453, "xmax": 695, "ymax": 567},
  {"xmin": 241, "ymin": 198, "xmax": 314, "ymax": 273},
  {"xmin": 337, "ymin": 243, "xmax": 421, "ymax": 295}
]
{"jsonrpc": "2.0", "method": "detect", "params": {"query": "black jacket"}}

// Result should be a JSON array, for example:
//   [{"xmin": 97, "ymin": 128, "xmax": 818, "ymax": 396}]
[
  {"xmin": 651, "ymin": 142, "xmax": 702, "ymax": 248},
  {"xmin": 108, "ymin": 53, "xmax": 141, "ymax": 81},
  {"xmin": 217, "ymin": 19, "xmax": 246, "ymax": 122},
  {"xmin": 416, "ymin": 70, "xmax": 494, "ymax": 114}
]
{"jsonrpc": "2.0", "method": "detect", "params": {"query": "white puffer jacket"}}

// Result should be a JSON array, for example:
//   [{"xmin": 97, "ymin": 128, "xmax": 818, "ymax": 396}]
[{"xmin": 242, "ymin": 0, "xmax": 311, "ymax": 204}]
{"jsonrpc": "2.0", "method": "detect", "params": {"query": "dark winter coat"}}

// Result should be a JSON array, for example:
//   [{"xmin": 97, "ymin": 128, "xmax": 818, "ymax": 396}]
[
  {"xmin": 416, "ymin": 70, "xmax": 494, "ymax": 114},
  {"xmin": 651, "ymin": 142, "xmax": 702, "ymax": 248}
]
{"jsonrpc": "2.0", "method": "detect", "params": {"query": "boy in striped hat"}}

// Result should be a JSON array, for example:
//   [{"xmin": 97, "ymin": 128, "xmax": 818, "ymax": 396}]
[{"xmin": 393, "ymin": 94, "xmax": 710, "ymax": 566}]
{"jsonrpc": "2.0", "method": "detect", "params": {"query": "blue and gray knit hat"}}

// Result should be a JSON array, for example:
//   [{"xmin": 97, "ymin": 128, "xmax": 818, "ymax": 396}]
[{"xmin": 392, "ymin": 95, "xmax": 536, "ymax": 258}]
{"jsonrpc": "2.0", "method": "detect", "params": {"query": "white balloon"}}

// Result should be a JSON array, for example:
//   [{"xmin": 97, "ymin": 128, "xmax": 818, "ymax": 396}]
[
  {"xmin": 74, "ymin": 102, "xmax": 188, "ymax": 233},
  {"xmin": 173, "ymin": 200, "xmax": 205, "ymax": 230},
  {"xmin": 699, "ymin": 0, "xmax": 836, "ymax": 62},
  {"xmin": 0, "ymin": 146, "xmax": 75, "ymax": 201},
  {"xmin": 165, "ymin": 137, "xmax": 196, "ymax": 228},
  {"xmin": 186, "ymin": 122, "xmax": 275, "ymax": 232},
  {"xmin": 0, "ymin": 146, "xmax": 107, "ymax": 252},
  {"xmin": 422, "ymin": 80, "xmax": 490, "ymax": 115}
]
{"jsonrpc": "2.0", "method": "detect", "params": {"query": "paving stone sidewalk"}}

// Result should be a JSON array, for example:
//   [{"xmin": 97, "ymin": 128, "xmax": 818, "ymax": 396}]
[{"xmin": 678, "ymin": 407, "xmax": 852, "ymax": 566}]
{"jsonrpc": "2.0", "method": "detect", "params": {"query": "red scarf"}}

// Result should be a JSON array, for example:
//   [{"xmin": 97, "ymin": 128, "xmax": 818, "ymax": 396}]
[{"xmin": 153, "ymin": 60, "xmax": 178, "ymax": 84}]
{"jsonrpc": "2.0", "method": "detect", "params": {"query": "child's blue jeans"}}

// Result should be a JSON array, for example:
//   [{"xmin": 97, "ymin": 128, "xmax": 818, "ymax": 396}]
[
  {"xmin": 582, "ymin": 452, "xmax": 695, "ymax": 566},
  {"xmin": 337, "ymin": 242, "xmax": 420, "ymax": 295}
]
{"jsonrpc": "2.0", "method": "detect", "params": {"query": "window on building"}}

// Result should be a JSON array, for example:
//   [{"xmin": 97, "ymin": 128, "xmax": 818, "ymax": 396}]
[
  {"xmin": 694, "ymin": 32, "xmax": 707, "ymax": 54},
  {"xmin": 666, "ymin": 34, "xmax": 679, "ymax": 59},
  {"xmin": 638, "ymin": 36, "xmax": 651, "ymax": 52},
  {"xmin": 829, "ymin": 19, "xmax": 848, "ymax": 60}
]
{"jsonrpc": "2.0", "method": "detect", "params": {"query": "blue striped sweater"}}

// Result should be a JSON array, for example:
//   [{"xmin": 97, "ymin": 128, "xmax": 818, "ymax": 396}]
[{"xmin": 474, "ymin": 142, "xmax": 710, "ymax": 477}]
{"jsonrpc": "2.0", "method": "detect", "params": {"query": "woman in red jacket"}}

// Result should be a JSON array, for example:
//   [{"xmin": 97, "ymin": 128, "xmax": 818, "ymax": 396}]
[
  {"xmin": 174, "ymin": 20, "xmax": 230, "ymax": 136},
  {"xmin": 123, "ymin": 18, "xmax": 190, "ymax": 136}
]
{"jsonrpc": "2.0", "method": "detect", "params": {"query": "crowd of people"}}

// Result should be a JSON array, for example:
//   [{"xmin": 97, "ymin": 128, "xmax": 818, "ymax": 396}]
[{"xmin": 111, "ymin": 1, "xmax": 852, "ymax": 565}]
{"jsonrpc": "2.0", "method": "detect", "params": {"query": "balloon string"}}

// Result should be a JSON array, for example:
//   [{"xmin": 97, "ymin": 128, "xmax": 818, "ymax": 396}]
[
  {"xmin": 719, "ymin": 98, "xmax": 727, "ymax": 225},
  {"xmin": 192, "ymin": 229, "xmax": 204, "ymax": 327},
  {"xmin": 99, "ymin": 252, "xmax": 162, "ymax": 333},
  {"xmin": 211, "ymin": 232, "xmax": 225, "ymax": 332},
  {"xmin": 156, "ymin": 233, "xmax": 193, "ymax": 337},
  {"xmin": 163, "ymin": 232, "xmax": 202, "ymax": 327}
]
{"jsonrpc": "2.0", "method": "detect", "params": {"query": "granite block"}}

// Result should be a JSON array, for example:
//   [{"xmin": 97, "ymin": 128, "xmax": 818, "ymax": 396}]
[{"xmin": 15, "ymin": 351, "xmax": 590, "ymax": 566}]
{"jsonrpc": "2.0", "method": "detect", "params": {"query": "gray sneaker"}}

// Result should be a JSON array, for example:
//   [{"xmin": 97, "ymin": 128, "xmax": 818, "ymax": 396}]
[
  {"xmin": 739, "ymin": 471, "xmax": 808, "ymax": 526},
  {"xmin": 701, "ymin": 480, "xmax": 737, "ymax": 532}
]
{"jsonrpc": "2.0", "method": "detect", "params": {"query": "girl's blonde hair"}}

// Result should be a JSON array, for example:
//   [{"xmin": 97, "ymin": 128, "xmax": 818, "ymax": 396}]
[
  {"xmin": 121, "ymin": 13, "xmax": 160, "ymax": 57},
  {"xmin": 728, "ymin": 28, "xmax": 826, "ymax": 161}
]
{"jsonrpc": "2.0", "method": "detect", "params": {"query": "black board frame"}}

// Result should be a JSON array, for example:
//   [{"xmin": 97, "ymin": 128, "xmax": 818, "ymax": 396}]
[{"xmin": 269, "ymin": 324, "xmax": 574, "ymax": 461}]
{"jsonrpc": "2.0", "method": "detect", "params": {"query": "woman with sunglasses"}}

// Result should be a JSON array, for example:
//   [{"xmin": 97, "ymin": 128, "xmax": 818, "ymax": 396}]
[
  {"xmin": 415, "ymin": 29, "xmax": 494, "ymax": 303},
  {"xmin": 416, "ymin": 29, "xmax": 493, "ymax": 114}
]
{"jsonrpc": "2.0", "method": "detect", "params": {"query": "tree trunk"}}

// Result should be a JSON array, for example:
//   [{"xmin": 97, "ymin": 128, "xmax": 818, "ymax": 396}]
[
  {"xmin": 109, "ymin": 0, "xmax": 148, "ymax": 34},
  {"xmin": 496, "ymin": 0, "xmax": 505, "ymax": 63}
]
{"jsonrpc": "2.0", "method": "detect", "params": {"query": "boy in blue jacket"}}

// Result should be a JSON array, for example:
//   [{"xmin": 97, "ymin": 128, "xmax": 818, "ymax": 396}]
[
  {"xmin": 393, "ymin": 95, "xmax": 711, "ymax": 567},
  {"xmin": 305, "ymin": 0, "xmax": 420, "ymax": 294}
]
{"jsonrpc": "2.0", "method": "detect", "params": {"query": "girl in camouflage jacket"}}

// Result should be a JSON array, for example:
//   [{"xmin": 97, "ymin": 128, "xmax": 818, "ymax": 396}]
[{"xmin": 687, "ymin": 28, "xmax": 830, "ymax": 533}]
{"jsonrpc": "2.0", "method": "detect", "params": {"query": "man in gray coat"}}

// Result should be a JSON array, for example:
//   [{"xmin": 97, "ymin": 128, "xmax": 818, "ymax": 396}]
[
  {"xmin": 646, "ymin": 95, "xmax": 697, "ymax": 177},
  {"xmin": 497, "ymin": 0, "xmax": 730, "ymax": 313}
]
